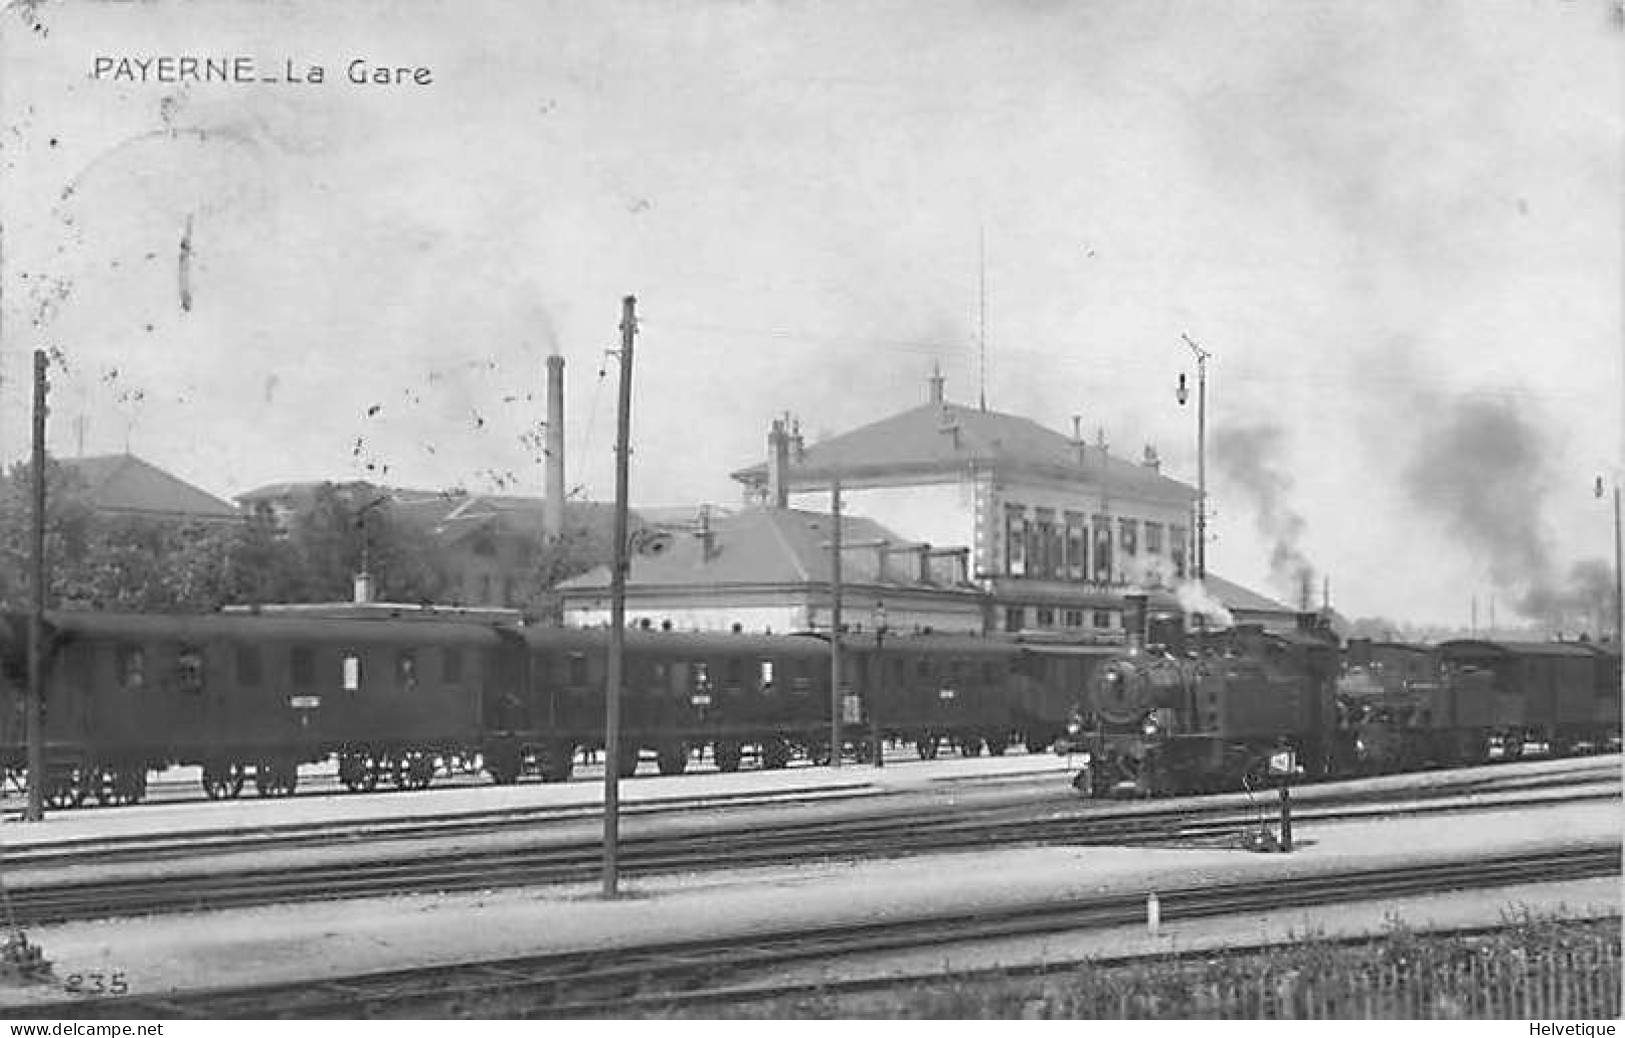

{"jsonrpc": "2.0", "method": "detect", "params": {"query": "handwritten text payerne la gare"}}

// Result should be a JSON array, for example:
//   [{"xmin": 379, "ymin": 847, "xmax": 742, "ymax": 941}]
[{"xmin": 92, "ymin": 56, "xmax": 432, "ymax": 86}]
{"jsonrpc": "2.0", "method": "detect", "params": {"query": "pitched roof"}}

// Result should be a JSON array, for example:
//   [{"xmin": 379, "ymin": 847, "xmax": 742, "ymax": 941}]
[
  {"xmin": 1201, "ymin": 573, "xmax": 1295, "ymax": 614},
  {"xmin": 59, "ymin": 454, "xmax": 237, "ymax": 520},
  {"xmin": 731, "ymin": 399, "xmax": 1196, "ymax": 501},
  {"xmin": 557, "ymin": 506, "xmax": 976, "ymax": 592}
]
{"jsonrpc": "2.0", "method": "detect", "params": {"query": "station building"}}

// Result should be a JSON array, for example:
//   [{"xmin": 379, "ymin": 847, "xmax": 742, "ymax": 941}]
[{"xmin": 729, "ymin": 371, "xmax": 1205, "ymax": 640}]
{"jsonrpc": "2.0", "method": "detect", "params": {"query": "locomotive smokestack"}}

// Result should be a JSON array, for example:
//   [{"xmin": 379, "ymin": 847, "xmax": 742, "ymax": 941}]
[
  {"xmin": 544, "ymin": 353, "xmax": 566, "ymax": 543},
  {"xmin": 1125, "ymin": 591, "xmax": 1149, "ymax": 654}
]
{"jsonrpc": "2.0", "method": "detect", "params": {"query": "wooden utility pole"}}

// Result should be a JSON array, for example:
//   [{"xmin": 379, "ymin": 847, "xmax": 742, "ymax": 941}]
[
  {"xmin": 828, "ymin": 474, "xmax": 842, "ymax": 767},
  {"xmin": 26, "ymin": 350, "xmax": 48, "ymax": 822},
  {"xmin": 603, "ymin": 295, "xmax": 636, "ymax": 897}
]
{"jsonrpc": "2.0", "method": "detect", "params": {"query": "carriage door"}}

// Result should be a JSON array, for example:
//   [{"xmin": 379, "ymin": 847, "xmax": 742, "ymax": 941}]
[{"xmin": 485, "ymin": 631, "xmax": 526, "ymax": 734}]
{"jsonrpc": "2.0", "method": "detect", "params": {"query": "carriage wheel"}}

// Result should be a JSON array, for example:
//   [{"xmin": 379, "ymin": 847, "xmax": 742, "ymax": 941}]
[
  {"xmin": 655, "ymin": 742, "xmax": 689, "ymax": 776},
  {"xmin": 761, "ymin": 736, "xmax": 790, "ymax": 770},
  {"xmin": 202, "ymin": 762, "xmax": 246, "ymax": 800},
  {"xmin": 915, "ymin": 734, "xmax": 939, "ymax": 760},
  {"xmin": 485, "ymin": 748, "xmax": 521, "ymax": 785},
  {"xmin": 536, "ymin": 741, "xmax": 575, "ymax": 784},
  {"xmin": 959, "ymin": 735, "xmax": 984, "ymax": 758},
  {"xmin": 112, "ymin": 765, "xmax": 147, "ymax": 805},
  {"xmin": 713, "ymin": 739, "xmax": 743, "ymax": 773},
  {"xmin": 45, "ymin": 766, "xmax": 87, "ymax": 810},
  {"xmin": 985, "ymin": 732, "xmax": 1009, "ymax": 757}
]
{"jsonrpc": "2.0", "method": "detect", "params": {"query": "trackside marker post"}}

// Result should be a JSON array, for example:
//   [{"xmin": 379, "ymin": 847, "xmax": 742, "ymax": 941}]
[{"xmin": 1269, "ymin": 749, "xmax": 1296, "ymax": 853}]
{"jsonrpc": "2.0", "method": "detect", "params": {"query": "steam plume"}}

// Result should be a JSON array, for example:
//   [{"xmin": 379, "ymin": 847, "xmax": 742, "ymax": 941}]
[{"xmin": 1210, "ymin": 422, "xmax": 1316, "ymax": 600}]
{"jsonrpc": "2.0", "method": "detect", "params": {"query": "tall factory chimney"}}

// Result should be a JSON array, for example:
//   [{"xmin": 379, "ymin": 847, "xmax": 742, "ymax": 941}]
[
  {"xmin": 766, "ymin": 418, "xmax": 791, "ymax": 509},
  {"xmin": 544, "ymin": 352, "xmax": 566, "ymax": 543}
]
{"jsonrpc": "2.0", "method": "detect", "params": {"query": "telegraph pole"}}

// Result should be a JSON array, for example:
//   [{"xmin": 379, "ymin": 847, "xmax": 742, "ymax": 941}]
[
  {"xmin": 1179, "ymin": 334, "xmax": 1211, "ymax": 581},
  {"xmin": 828, "ymin": 474, "xmax": 843, "ymax": 767},
  {"xmin": 26, "ymin": 350, "xmax": 48, "ymax": 822},
  {"xmin": 603, "ymin": 295, "xmax": 636, "ymax": 897}
]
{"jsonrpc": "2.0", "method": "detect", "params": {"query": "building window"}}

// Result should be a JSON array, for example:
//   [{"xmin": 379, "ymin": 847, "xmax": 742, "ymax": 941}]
[
  {"xmin": 1092, "ymin": 515, "xmax": 1112, "ymax": 583},
  {"xmin": 1145, "ymin": 522, "xmax": 1163, "ymax": 556},
  {"xmin": 1004, "ymin": 606, "xmax": 1024, "ymax": 632},
  {"xmin": 1171, "ymin": 525, "xmax": 1188, "ymax": 579},
  {"xmin": 1065, "ymin": 512, "xmax": 1086, "ymax": 581},
  {"xmin": 116, "ymin": 645, "xmax": 146, "ymax": 691},
  {"xmin": 1093, "ymin": 610, "xmax": 1113, "ymax": 629},
  {"xmin": 1034, "ymin": 508, "xmax": 1057, "ymax": 578},
  {"xmin": 1119, "ymin": 518, "xmax": 1138, "ymax": 559},
  {"xmin": 1064, "ymin": 609, "xmax": 1084, "ymax": 627},
  {"xmin": 1004, "ymin": 503, "xmax": 1026, "ymax": 577},
  {"xmin": 397, "ymin": 650, "xmax": 418, "ymax": 691},
  {"xmin": 1035, "ymin": 607, "xmax": 1055, "ymax": 628}
]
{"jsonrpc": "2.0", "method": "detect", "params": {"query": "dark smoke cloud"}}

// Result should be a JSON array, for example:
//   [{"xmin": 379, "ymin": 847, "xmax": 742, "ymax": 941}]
[
  {"xmin": 1399, "ymin": 395, "xmax": 1612, "ymax": 629},
  {"xmin": 1403, "ymin": 395, "xmax": 1553, "ymax": 593},
  {"xmin": 1211, "ymin": 422, "xmax": 1315, "ymax": 604}
]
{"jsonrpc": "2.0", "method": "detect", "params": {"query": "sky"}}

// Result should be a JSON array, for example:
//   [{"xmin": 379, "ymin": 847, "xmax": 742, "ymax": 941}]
[{"xmin": 1, "ymin": 0, "xmax": 1620, "ymax": 629}]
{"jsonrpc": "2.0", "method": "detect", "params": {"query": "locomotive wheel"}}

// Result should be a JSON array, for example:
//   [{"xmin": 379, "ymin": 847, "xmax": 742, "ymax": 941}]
[
  {"xmin": 408, "ymin": 753, "xmax": 437, "ymax": 790},
  {"xmin": 713, "ymin": 739, "xmax": 743, "ymax": 773},
  {"xmin": 655, "ymin": 742, "xmax": 689, "ymax": 776},
  {"xmin": 1024, "ymin": 734, "xmax": 1052, "ymax": 755},
  {"xmin": 914, "ymin": 735, "xmax": 939, "ymax": 760},
  {"xmin": 102, "ymin": 765, "xmax": 146, "ymax": 806},
  {"xmin": 385, "ymin": 755, "xmax": 414, "ymax": 791},
  {"xmin": 616, "ymin": 744, "xmax": 641, "ymax": 778},
  {"xmin": 959, "ymin": 735, "xmax": 984, "ymax": 758},
  {"xmin": 761, "ymin": 736, "xmax": 791, "ymax": 771},
  {"xmin": 339, "ymin": 752, "xmax": 375, "ymax": 793}
]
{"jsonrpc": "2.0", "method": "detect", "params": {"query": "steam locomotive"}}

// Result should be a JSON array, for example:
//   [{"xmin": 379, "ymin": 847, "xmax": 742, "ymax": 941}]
[
  {"xmin": 1, "ymin": 600, "xmax": 1616, "ymax": 810},
  {"xmin": 1064, "ymin": 597, "xmax": 1622, "ymax": 798}
]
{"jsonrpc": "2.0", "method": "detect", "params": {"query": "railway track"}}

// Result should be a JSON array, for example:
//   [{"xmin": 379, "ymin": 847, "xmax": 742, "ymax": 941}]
[
  {"xmin": 29, "ymin": 844, "xmax": 1620, "ymax": 1019},
  {"xmin": 6, "ymin": 754, "xmax": 1611, "ymax": 872},
  {"xmin": 4, "ymin": 780, "xmax": 1616, "ymax": 927}
]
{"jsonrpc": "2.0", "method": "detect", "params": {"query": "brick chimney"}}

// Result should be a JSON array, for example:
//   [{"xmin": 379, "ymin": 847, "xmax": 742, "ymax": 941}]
[
  {"xmin": 543, "ymin": 353, "xmax": 566, "ymax": 543},
  {"xmin": 766, "ymin": 418, "xmax": 791, "ymax": 509},
  {"xmin": 928, "ymin": 362, "xmax": 945, "ymax": 404},
  {"xmin": 1141, "ymin": 444, "xmax": 1160, "ymax": 472}
]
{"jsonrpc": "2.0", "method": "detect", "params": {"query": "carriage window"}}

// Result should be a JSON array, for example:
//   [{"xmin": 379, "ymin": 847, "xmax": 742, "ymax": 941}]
[
  {"xmin": 758, "ymin": 660, "xmax": 775, "ymax": 690},
  {"xmin": 652, "ymin": 661, "xmax": 669, "ymax": 684},
  {"xmin": 692, "ymin": 662, "xmax": 711, "ymax": 693},
  {"xmin": 568, "ymin": 653, "xmax": 588, "ymax": 685},
  {"xmin": 950, "ymin": 661, "xmax": 966, "ymax": 684},
  {"xmin": 236, "ymin": 646, "xmax": 262, "ymax": 687},
  {"xmin": 889, "ymin": 658, "xmax": 904, "ymax": 684},
  {"xmin": 176, "ymin": 647, "xmax": 203, "ymax": 694},
  {"xmin": 397, "ymin": 650, "xmax": 418, "ymax": 691},
  {"xmin": 291, "ymin": 646, "xmax": 315, "ymax": 688},
  {"xmin": 916, "ymin": 659, "xmax": 931, "ymax": 679},
  {"xmin": 443, "ymin": 647, "xmax": 463, "ymax": 683},
  {"xmin": 342, "ymin": 652, "xmax": 362, "ymax": 693},
  {"xmin": 116, "ymin": 645, "xmax": 146, "ymax": 690},
  {"xmin": 982, "ymin": 662, "xmax": 998, "ymax": 683},
  {"xmin": 726, "ymin": 658, "xmax": 745, "ymax": 687}
]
